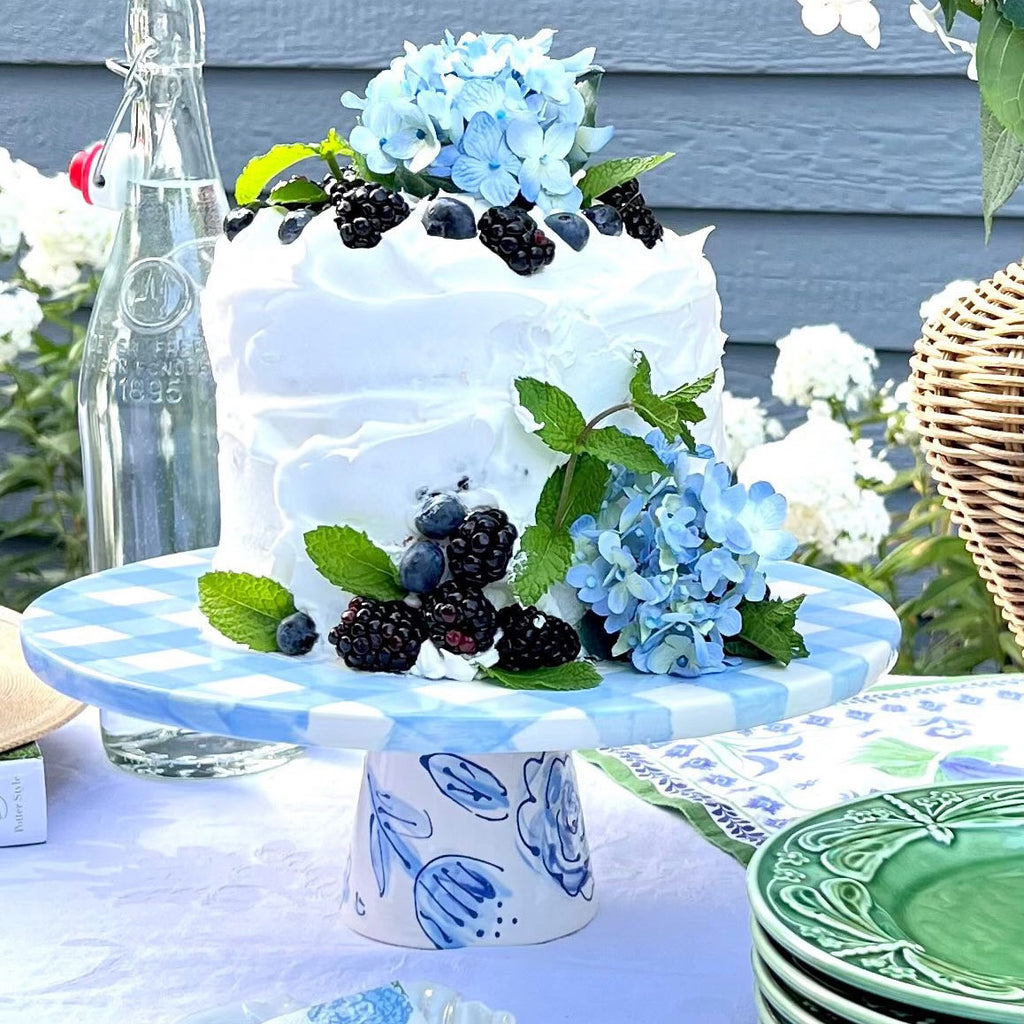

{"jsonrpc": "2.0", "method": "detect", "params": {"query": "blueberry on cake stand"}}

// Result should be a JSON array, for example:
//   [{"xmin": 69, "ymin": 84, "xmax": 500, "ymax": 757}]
[{"xmin": 20, "ymin": 551, "xmax": 898, "ymax": 950}]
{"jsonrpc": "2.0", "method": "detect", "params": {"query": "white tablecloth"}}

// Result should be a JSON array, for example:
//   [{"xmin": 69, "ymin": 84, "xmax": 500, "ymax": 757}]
[{"xmin": 1, "ymin": 711, "xmax": 756, "ymax": 1024}]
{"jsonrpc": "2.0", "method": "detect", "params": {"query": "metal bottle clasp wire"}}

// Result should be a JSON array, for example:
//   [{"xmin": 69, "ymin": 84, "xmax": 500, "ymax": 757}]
[{"xmin": 91, "ymin": 39, "xmax": 158, "ymax": 190}]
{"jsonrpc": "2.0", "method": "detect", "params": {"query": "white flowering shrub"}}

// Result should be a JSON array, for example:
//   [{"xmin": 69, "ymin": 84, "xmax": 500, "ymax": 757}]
[
  {"xmin": 0, "ymin": 147, "xmax": 118, "ymax": 608},
  {"xmin": 733, "ymin": 302, "xmax": 1023, "ymax": 675}
]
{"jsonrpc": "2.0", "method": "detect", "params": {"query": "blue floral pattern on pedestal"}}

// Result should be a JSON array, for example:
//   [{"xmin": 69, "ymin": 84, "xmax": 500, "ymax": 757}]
[
  {"xmin": 517, "ymin": 753, "xmax": 593, "ymax": 900},
  {"xmin": 307, "ymin": 983, "xmax": 415, "ymax": 1024},
  {"xmin": 420, "ymin": 753, "xmax": 510, "ymax": 820},
  {"xmin": 414, "ymin": 854, "xmax": 511, "ymax": 948},
  {"xmin": 366, "ymin": 770, "xmax": 432, "ymax": 897}
]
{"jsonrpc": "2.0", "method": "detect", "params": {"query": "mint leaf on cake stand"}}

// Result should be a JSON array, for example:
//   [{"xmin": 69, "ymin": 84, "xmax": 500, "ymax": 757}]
[{"xmin": 198, "ymin": 572, "xmax": 299, "ymax": 653}]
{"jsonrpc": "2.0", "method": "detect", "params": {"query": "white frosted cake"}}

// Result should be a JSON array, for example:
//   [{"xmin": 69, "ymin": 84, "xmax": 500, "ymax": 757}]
[
  {"xmin": 197, "ymin": 29, "xmax": 800, "ymax": 684},
  {"xmin": 203, "ymin": 204, "xmax": 725, "ymax": 631}
]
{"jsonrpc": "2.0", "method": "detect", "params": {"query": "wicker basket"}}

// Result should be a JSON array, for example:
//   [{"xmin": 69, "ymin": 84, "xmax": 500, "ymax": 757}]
[{"xmin": 910, "ymin": 262, "xmax": 1024, "ymax": 650}]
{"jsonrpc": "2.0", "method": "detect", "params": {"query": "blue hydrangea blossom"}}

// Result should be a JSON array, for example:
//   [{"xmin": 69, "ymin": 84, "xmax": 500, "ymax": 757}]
[
  {"xmin": 566, "ymin": 441, "xmax": 797, "ymax": 677},
  {"xmin": 342, "ymin": 30, "xmax": 613, "ymax": 211}
]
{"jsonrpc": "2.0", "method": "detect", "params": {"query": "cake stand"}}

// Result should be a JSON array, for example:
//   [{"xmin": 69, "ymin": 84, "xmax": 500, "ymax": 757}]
[{"xmin": 20, "ymin": 550, "xmax": 899, "ymax": 950}]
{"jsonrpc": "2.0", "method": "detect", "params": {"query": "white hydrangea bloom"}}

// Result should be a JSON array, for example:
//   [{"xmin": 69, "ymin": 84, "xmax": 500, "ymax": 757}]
[
  {"xmin": 0, "ymin": 147, "xmax": 44, "ymax": 257},
  {"xmin": 721, "ymin": 391, "xmax": 782, "ymax": 469},
  {"xmin": 771, "ymin": 324, "xmax": 879, "ymax": 410},
  {"xmin": 798, "ymin": 0, "xmax": 881, "ymax": 48},
  {"xmin": 919, "ymin": 278, "xmax": 977, "ymax": 322},
  {"xmin": 18, "ymin": 171, "xmax": 118, "ymax": 294},
  {"xmin": 909, "ymin": 2, "xmax": 978, "ymax": 79},
  {"xmin": 887, "ymin": 379, "xmax": 921, "ymax": 445},
  {"xmin": 738, "ymin": 411, "xmax": 891, "ymax": 563},
  {"xmin": 0, "ymin": 284, "xmax": 44, "ymax": 365}
]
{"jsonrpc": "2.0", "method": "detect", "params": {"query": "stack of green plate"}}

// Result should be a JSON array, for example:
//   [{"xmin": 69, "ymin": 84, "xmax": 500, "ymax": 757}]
[{"xmin": 745, "ymin": 781, "xmax": 1024, "ymax": 1024}]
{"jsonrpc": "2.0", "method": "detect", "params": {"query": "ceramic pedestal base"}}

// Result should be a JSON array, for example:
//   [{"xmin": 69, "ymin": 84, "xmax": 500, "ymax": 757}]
[{"xmin": 341, "ymin": 749, "xmax": 596, "ymax": 949}]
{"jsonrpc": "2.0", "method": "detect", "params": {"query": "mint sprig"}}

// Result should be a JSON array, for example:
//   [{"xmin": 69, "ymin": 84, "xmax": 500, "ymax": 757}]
[
  {"xmin": 481, "ymin": 661, "xmax": 602, "ymax": 691},
  {"xmin": 725, "ymin": 596, "xmax": 809, "ymax": 666},
  {"xmin": 579, "ymin": 152, "xmax": 675, "ymax": 206},
  {"xmin": 234, "ymin": 130, "xmax": 354, "ymax": 205},
  {"xmin": 304, "ymin": 525, "xmax": 404, "ymax": 601},
  {"xmin": 269, "ymin": 179, "xmax": 330, "ymax": 208},
  {"xmin": 198, "ymin": 572, "xmax": 297, "ymax": 653},
  {"xmin": 512, "ymin": 356, "xmax": 717, "ymax": 606}
]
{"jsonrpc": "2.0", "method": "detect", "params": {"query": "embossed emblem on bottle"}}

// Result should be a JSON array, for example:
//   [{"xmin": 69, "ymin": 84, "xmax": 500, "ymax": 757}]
[{"xmin": 119, "ymin": 256, "xmax": 194, "ymax": 334}]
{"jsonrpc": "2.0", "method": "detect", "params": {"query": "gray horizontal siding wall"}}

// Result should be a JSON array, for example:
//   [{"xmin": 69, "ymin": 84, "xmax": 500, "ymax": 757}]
[{"xmin": 0, "ymin": 0, "xmax": 1016, "ymax": 358}]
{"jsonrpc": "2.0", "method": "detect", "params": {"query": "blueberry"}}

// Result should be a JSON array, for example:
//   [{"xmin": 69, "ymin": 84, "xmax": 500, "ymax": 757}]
[
  {"xmin": 224, "ymin": 206, "xmax": 257, "ymax": 241},
  {"xmin": 400, "ymin": 540, "xmax": 446, "ymax": 593},
  {"xmin": 544, "ymin": 212, "xmax": 590, "ymax": 252},
  {"xmin": 422, "ymin": 198, "xmax": 477, "ymax": 240},
  {"xmin": 278, "ymin": 207, "xmax": 317, "ymax": 245},
  {"xmin": 583, "ymin": 205, "xmax": 623, "ymax": 237},
  {"xmin": 276, "ymin": 612, "xmax": 319, "ymax": 656},
  {"xmin": 415, "ymin": 493, "xmax": 468, "ymax": 539}
]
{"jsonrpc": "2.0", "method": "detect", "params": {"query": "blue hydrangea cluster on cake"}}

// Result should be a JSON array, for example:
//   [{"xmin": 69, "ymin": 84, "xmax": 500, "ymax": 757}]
[
  {"xmin": 197, "ymin": 29, "xmax": 809, "ymax": 689},
  {"xmin": 341, "ymin": 29, "xmax": 612, "ymax": 211}
]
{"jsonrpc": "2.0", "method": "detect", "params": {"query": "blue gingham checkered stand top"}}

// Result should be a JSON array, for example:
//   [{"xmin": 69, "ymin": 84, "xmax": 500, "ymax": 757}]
[{"xmin": 20, "ymin": 550, "xmax": 900, "ymax": 753}]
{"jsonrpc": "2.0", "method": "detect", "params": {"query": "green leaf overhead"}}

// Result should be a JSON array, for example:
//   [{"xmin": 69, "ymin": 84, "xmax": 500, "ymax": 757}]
[
  {"xmin": 514, "ymin": 378, "xmax": 587, "ymax": 455},
  {"xmin": 583, "ymin": 427, "xmax": 667, "ymax": 475},
  {"xmin": 512, "ymin": 523, "xmax": 575, "ymax": 605},
  {"xmin": 981, "ymin": 96, "xmax": 1024, "ymax": 237},
  {"xmin": 579, "ymin": 152, "xmax": 675, "ymax": 204},
  {"xmin": 304, "ymin": 525, "xmax": 404, "ymax": 601},
  {"xmin": 198, "ymin": 572, "xmax": 297, "ymax": 653},
  {"xmin": 978, "ymin": 3, "xmax": 1024, "ymax": 145},
  {"xmin": 1002, "ymin": 0, "xmax": 1024, "ymax": 30},
  {"xmin": 481, "ymin": 661, "xmax": 602, "ymax": 691}
]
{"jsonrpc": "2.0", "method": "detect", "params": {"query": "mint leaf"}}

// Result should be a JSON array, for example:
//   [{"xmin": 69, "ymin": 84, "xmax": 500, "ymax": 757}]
[
  {"xmin": 583, "ymin": 427, "xmax": 666, "ymax": 475},
  {"xmin": 978, "ymin": 5, "xmax": 1024, "ymax": 146},
  {"xmin": 315, "ymin": 128, "xmax": 354, "ymax": 161},
  {"xmin": 725, "ymin": 596, "xmax": 809, "ymax": 666},
  {"xmin": 512, "ymin": 523, "xmax": 574, "ymax": 605},
  {"xmin": 304, "ymin": 525, "xmax": 404, "ymax": 600},
  {"xmin": 269, "ymin": 179, "xmax": 329, "ymax": 208},
  {"xmin": 629, "ymin": 352, "xmax": 695, "ymax": 450},
  {"xmin": 536, "ymin": 455, "xmax": 610, "ymax": 529},
  {"xmin": 663, "ymin": 371, "xmax": 715, "ymax": 426},
  {"xmin": 481, "ymin": 661, "xmax": 602, "ymax": 691},
  {"xmin": 1002, "ymin": 0, "xmax": 1024, "ymax": 30},
  {"xmin": 579, "ymin": 152, "xmax": 675, "ymax": 204},
  {"xmin": 981, "ymin": 98, "xmax": 1024, "ymax": 239},
  {"xmin": 515, "ymin": 378, "xmax": 586, "ymax": 455},
  {"xmin": 235, "ymin": 143, "xmax": 319, "ymax": 205},
  {"xmin": 198, "ymin": 571, "xmax": 297, "ymax": 653}
]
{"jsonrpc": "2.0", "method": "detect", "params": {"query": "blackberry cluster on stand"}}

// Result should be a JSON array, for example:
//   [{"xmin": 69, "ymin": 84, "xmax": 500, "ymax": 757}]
[
  {"xmin": 478, "ymin": 206, "xmax": 556, "ymax": 275},
  {"xmin": 423, "ymin": 580, "xmax": 499, "ymax": 656},
  {"xmin": 329, "ymin": 597, "xmax": 427, "ymax": 672},
  {"xmin": 334, "ymin": 183, "xmax": 411, "ymax": 249},
  {"xmin": 446, "ymin": 508, "xmax": 518, "ymax": 585},
  {"xmin": 597, "ymin": 177, "xmax": 665, "ymax": 249},
  {"xmin": 497, "ymin": 605, "xmax": 582, "ymax": 670}
]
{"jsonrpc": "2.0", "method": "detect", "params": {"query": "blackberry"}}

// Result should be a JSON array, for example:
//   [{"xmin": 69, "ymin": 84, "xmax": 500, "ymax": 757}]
[
  {"xmin": 497, "ymin": 605, "xmax": 581, "ymax": 671},
  {"xmin": 334, "ymin": 183, "xmax": 410, "ymax": 249},
  {"xmin": 328, "ymin": 597, "xmax": 426, "ymax": 672},
  {"xmin": 478, "ymin": 206, "xmax": 555, "ymax": 276},
  {"xmin": 598, "ymin": 178, "xmax": 664, "ymax": 249},
  {"xmin": 423, "ymin": 581, "xmax": 498, "ymax": 656},
  {"xmin": 323, "ymin": 167, "xmax": 366, "ymax": 203},
  {"xmin": 447, "ymin": 508, "xmax": 518, "ymax": 585}
]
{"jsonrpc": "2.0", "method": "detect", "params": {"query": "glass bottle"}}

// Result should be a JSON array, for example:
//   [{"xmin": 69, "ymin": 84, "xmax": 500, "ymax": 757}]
[{"xmin": 77, "ymin": 0, "xmax": 302, "ymax": 778}]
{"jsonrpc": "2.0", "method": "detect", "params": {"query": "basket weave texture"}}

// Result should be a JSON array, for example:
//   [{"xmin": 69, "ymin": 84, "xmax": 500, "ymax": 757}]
[{"xmin": 910, "ymin": 262, "xmax": 1024, "ymax": 651}]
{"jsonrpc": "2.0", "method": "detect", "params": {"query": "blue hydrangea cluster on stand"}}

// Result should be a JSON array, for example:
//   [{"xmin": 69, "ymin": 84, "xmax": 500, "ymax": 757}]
[
  {"xmin": 342, "ymin": 29, "xmax": 614, "ymax": 211},
  {"xmin": 566, "ymin": 433, "xmax": 797, "ymax": 676}
]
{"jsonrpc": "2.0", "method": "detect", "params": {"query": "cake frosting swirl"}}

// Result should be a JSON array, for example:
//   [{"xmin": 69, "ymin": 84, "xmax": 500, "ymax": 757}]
[{"xmin": 203, "ymin": 195, "xmax": 726, "ymax": 631}]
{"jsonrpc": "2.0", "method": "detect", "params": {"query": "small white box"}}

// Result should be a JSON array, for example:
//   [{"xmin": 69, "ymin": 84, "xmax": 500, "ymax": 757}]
[{"xmin": 0, "ymin": 743, "xmax": 47, "ymax": 847}]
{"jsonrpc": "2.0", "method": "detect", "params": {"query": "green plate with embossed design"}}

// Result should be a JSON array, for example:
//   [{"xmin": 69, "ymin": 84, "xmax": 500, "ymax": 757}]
[{"xmin": 748, "ymin": 782, "xmax": 1024, "ymax": 1024}]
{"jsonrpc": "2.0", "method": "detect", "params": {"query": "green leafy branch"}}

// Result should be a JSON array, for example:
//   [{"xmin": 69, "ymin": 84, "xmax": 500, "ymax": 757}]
[{"xmin": 511, "ymin": 353, "xmax": 715, "ymax": 604}]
